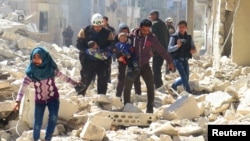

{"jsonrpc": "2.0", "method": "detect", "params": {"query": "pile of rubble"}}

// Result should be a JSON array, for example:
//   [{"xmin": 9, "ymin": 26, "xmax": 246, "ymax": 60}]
[{"xmin": 1, "ymin": 18, "xmax": 250, "ymax": 141}]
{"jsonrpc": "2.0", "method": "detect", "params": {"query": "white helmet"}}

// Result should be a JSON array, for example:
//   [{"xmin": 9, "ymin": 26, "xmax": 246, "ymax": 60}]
[
  {"xmin": 165, "ymin": 17, "xmax": 173, "ymax": 23},
  {"xmin": 91, "ymin": 13, "xmax": 103, "ymax": 26}
]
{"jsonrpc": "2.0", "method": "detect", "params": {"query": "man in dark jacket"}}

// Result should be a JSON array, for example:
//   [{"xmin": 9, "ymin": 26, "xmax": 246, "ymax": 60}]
[
  {"xmin": 76, "ymin": 13, "xmax": 114, "ymax": 96},
  {"xmin": 148, "ymin": 10, "xmax": 170, "ymax": 89},
  {"xmin": 165, "ymin": 17, "xmax": 176, "ymax": 35},
  {"xmin": 123, "ymin": 19, "xmax": 174, "ymax": 113},
  {"xmin": 103, "ymin": 16, "xmax": 116, "ymax": 82},
  {"xmin": 114, "ymin": 23, "xmax": 141, "ymax": 98},
  {"xmin": 168, "ymin": 20, "xmax": 196, "ymax": 94},
  {"xmin": 62, "ymin": 24, "xmax": 74, "ymax": 47}
]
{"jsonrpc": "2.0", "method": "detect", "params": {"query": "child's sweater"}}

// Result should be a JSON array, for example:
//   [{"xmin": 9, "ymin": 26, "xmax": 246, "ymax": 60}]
[{"xmin": 16, "ymin": 70, "xmax": 77, "ymax": 104}]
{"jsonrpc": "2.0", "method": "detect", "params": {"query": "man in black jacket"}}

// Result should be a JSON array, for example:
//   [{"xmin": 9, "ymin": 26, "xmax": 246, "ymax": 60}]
[
  {"xmin": 76, "ymin": 13, "xmax": 114, "ymax": 96},
  {"xmin": 168, "ymin": 20, "xmax": 196, "ymax": 93},
  {"xmin": 148, "ymin": 10, "xmax": 170, "ymax": 89}
]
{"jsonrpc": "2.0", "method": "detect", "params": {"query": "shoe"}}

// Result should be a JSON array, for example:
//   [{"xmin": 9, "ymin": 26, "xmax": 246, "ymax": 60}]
[
  {"xmin": 74, "ymin": 84, "xmax": 86, "ymax": 96},
  {"xmin": 146, "ymin": 108, "xmax": 153, "ymax": 113}
]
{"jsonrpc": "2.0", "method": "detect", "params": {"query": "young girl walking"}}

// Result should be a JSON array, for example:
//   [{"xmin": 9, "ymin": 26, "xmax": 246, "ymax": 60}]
[{"xmin": 14, "ymin": 46, "xmax": 80, "ymax": 141}]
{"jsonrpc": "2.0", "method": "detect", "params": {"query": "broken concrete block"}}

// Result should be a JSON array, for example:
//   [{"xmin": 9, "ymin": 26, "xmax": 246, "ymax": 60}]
[
  {"xmin": 0, "ymin": 81, "xmax": 10, "ymax": 90},
  {"xmin": 224, "ymin": 109, "xmax": 239, "ymax": 120},
  {"xmin": 189, "ymin": 73, "xmax": 200, "ymax": 81},
  {"xmin": 163, "ymin": 94, "xmax": 201, "ymax": 120},
  {"xmin": 0, "ymin": 130, "xmax": 10, "ymax": 141},
  {"xmin": 162, "ymin": 95, "xmax": 175, "ymax": 105},
  {"xmin": 232, "ymin": 69, "xmax": 241, "ymax": 79},
  {"xmin": 17, "ymin": 36, "xmax": 36, "ymax": 50},
  {"xmin": 58, "ymin": 97, "xmax": 79, "ymax": 121},
  {"xmin": 137, "ymin": 102, "xmax": 147, "ymax": 110},
  {"xmin": 213, "ymin": 81, "xmax": 230, "ymax": 91},
  {"xmin": 96, "ymin": 111, "xmax": 156, "ymax": 126},
  {"xmin": 0, "ymin": 100, "xmax": 16, "ymax": 112},
  {"xmin": 241, "ymin": 67, "xmax": 250, "ymax": 75},
  {"xmin": 95, "ymin": 94, "xmax": 111, "ymax": 104},
  {"xmin": 237, "ymin": 91, "xmax": 250, "ymax": 115},
  {"xmin": 205, "ymin": 91, "xmax": 233, "ymax": 113},
  {"xmin": 232, "ymin": 78, "xmax": 248, "ymax": 90},
  {"xmin": 101, "ymin": 103, "xmax": 113, "ymax": 110},
  {"xmin": 89, "ymin": 115, "xmax": 113, "ymax": 130},
  {"xmin": 224, "ymin": 86, "xmax": 240, "ymax": 100},
  {"xmin": 19, "ymin": 89, "xmax": 48, "ymax": 128},
  {"xmin": 110, "ymin": 96, "xmax": 124, "ymax": 109},
  {"xmin": 150, "ymin": 122, "xmax": 178, "ymax": 136},
  {"xmin": 149, "ymin": 135, "xmax": 160, "ymax": 141},
  {"xmin": 122, "ymin": 103, "xmax": 142, "ymax": 113},
  {"xmin": 178, "ymin": 126, "xmax": 204, "ymax": 136},
  {"xmin": 55, "ymin": 124, "xmax": 66, "ymax": 135},
  {"xmin": 160, "ymin": 134, "xmax": 173, "ymax": 141},
  {"xmin": 7, "ymin": 120, "xmax": 29, "ymax": 138},
  {"xmin": 18, "ymin": 130, "xmax": 45, "ymax": 141},
  {"xmin": 70, "ymin": 129, "xmax": 82, "ymax": 137},
  {"xmin": 173, "ymin": 135, "xmax": 205, "ymax": 141},
  {"xmin": 80, "ymin": 121, "xmax": 106, "ymax": 141}
]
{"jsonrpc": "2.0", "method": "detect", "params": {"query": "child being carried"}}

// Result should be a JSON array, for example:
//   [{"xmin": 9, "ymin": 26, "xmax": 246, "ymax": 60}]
[
  {"xmin": 86, "ymin": 40, "xmax": 110, "ymax": 60},
  {"xmin": 115, "ymin": 32, "xmax": 139, "ymax": 75}
]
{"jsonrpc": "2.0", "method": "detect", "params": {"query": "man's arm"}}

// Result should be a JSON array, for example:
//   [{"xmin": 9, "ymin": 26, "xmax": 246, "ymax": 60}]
[
  {"xmin": 76, "ymin": 28, "xmax": 87, "ymax": 52},
  {"xmin": 168, "ymin": 36, "xmax": 179, "ymax": 53}
]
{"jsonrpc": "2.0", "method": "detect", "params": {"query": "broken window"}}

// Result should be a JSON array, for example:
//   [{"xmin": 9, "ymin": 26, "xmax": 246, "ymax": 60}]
[{"xmin": 39, "ymin": 11, "xmax": 48, "ymax": 32}]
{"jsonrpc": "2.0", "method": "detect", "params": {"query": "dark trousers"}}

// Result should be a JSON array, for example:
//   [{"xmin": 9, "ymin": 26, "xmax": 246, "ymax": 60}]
[
  {"xmin": 116, "ymin": 62, "xmax": 141, "ymax": 97},
  {"xmin": 152, "ymin": 54, "xmax": 164, "ymax": 89},
  {"xmin": 123, "ymin": 63, "xmax": 154, "ymax": 111},
  {"xmin": 80, "ymin": 59, "xmax": 108, "ymax": 95}
]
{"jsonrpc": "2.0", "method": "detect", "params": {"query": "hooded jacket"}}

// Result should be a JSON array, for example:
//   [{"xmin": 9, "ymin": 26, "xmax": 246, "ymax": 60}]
[{"xmin": 129, "ymin": 28, "xmax": 173, "ymax": 67}]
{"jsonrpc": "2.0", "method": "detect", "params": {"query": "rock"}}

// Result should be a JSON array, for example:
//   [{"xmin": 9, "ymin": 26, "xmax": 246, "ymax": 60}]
[
  {"xmin": 205, "ymin": 91, "xmax": 233, "ymax": 113},
  {"xmin": 95, "ymin": 94, "xmax": 111, "ymax": 104},
  {"xmin": 177, "ymin": 126, "xmax": 204, "ymax": 136},
  {"xmin": 88, "ymin": 115, "xmax": 113, "ymax": 130},
  {"xmin": 173, "ymin": 135, "xmax": 205, "ymax": 141},
  {"xmin": 160, "ymin": 134, "xmax": 173, "ymax": 141},
  {"xmin": 0, "ymin": 100, "xmax": 15, "ymax": 112},
  {"xmin": 213, "ymin": 81, "xmax": 230, "ymax": 91},
  {"xmin": 58, "ymin": 97, "xmax": 79, "ymax": 121},
  {"xmin": 150, "ymin": 122, "xmax": 178, "ymax": 136},
  {"xmin": 163, "ymin": 94, "xmax": 201, "ymax": 120},
  {"xmin": 122, "ymin": 103, "xmax": 142, "ymax": 113},
  {"xmin": 80, "ymin": 121, "xmax": 106, "ymax": 141}
]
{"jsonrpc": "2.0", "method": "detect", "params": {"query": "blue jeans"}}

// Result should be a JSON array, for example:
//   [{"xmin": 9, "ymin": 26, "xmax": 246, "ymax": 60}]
[
  {"xmin": 33, "ymin": 99, "xmax": 59, "ymax": 141},
  {"xmin": 172, "ymin": 59, "xmax": 191, "ymax": 93}
]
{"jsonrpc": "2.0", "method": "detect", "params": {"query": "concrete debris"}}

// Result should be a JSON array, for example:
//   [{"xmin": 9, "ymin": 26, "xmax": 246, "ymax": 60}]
[{"xmin": 163, "ymin": 94, "xmax": 201, "ymax": 120}]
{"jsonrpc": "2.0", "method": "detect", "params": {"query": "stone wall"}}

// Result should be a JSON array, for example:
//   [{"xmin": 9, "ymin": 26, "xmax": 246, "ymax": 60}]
[
  {"xmin": 231, "ymin": 0, "xmax": 250, "ymax": 66},
  {"xmin": 206, "ymin": 0, "xmax": 250, "ymax": 67}
]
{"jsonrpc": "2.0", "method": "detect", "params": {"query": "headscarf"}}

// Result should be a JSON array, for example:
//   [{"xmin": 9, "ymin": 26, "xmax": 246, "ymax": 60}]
[{"xmin": 25, "ymin": 47, "xmax": 57, "ymax": 81}]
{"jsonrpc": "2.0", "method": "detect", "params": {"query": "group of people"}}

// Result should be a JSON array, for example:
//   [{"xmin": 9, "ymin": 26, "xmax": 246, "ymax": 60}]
[
  {"xmin": 75, "ymin": 10, "xmax": 196, "ymax": 112},
  {"xmin": 14, "ymin": 10, "xmax": 196, "ymax": 141}
]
